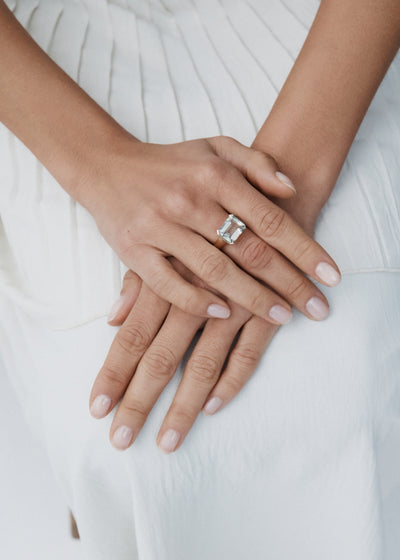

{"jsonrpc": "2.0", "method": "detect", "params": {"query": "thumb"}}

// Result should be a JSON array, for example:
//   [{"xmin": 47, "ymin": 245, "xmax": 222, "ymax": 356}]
[
  {"xmin": 208, "ymin": 135, "xmax": 297, "ymax": 199},
  {"xmin": 107, "ymin": 269, "xmax": 142, "ymax": 325}
]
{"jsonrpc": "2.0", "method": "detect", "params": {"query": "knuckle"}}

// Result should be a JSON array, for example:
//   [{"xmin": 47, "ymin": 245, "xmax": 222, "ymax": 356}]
[
  {"xmin": 99, "ymin": 365, "xmax": 127, "ymax": 391},
  {"xmin": 150, "ymin": 268, "xmax": 173, "ymax": 297},
  {"xmin": 255, "ymin": 205, "xmax": 287, "ymax": 239},
  {"xmin": 286, "ymin": 276, "xmax": 309, "ymax": 298},
  {"xmin": 120, "ymin": 398, "xmax": 148, "ymax": 419},
  {"xmin": 199, "ymin": 252, "xmax": 227, "ymax": 284},
  {"xmin": 179, "ymin": 289, "xmax": 200, "ymax": 313},
  {"xmin": 231, "ymin": 342, "xmax": 260, "ymax": 370},
  {"xmin": 163, "ymin": 182, "xmax": 194, "ymax": 219},
  {"xmin": 189, "ymin": 353, "xmax": 221, "ymax": 384},
  {"xmin": 247, "ymin": 289, "xmax": 267, "ymax": 314},
  {"xmin": 144, "ymin": 346, "xmax": 177, "ymax": 381},
  {"xmin": 293, "ymin": 238, "xmax": 314, "ymax": 261},
  {"xmin": 222, "ymin": 373, "xmax": 244, "ymax": 395},
  {"xmin": 167, "ymin": 405, "xmax": 195, "ymax": 426},
  {"xmin": 202, "ymin": 157, "xmax": 230, "ymax": 184},
  {"xmin": 243, "ymin": 239, "xmax": 274, "ymax": 270},
  {"xmin": 116, "ymin": 323, "xmax": 150, "ymax": 355}
]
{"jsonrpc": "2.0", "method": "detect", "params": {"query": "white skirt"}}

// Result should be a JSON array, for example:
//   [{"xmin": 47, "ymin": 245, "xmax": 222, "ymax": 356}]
[{"xmin": 1, "ymin": 0, "xmax": 400, "ymax": 558}]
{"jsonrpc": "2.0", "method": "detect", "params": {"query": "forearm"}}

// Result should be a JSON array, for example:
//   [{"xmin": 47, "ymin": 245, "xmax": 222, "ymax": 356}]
[
  {"xmin": 0, "ymin": 0, "xmax": 136, "ymax": 201},
  {"xmin": 252, "ymin": 0, "xmax": 400, "ymax": 232}
]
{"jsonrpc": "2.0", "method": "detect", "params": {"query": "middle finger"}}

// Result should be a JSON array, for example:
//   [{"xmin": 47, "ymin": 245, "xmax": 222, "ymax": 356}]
[
  {"xmin": 181, "ymin": 201, "xmax": 331, "ymax": 321},
  {"xmin": 155, "ymin": 305, "xmax": 250, "ymax": 453}
]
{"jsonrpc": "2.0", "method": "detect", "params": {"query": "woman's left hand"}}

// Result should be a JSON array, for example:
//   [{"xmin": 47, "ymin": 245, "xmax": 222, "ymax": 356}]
[{"xmin": 89, "ymin": 258, "xmax": 281, "ymax": 453}]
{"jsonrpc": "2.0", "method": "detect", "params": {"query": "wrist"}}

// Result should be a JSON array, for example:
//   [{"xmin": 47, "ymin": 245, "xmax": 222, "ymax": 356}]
[
  {"xmin": 250, "ymin": 136, "xmax": 338, "ymax": 236},
  {"xmin": 65, "ymin": 124, "xmax": 142, "ymax": 213},
  {"xmin": 272, "ymin": 195, "xmax": 320, "ymax": 237}
]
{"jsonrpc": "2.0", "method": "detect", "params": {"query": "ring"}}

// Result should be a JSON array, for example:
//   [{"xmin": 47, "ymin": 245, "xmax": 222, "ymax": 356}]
[{"xmin": 213, "ymin": 213, "xmax": 246, "ymax": 249}]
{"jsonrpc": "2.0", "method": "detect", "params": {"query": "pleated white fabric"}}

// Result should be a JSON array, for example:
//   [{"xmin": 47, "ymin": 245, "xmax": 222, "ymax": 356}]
[{"xmin": 1, "ymin": 0, "xmax": 400, "ymax": 559}]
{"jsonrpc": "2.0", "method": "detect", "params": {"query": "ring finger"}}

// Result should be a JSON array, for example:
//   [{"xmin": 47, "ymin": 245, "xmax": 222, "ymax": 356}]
[
  {"xmin": 155, "ymin": 305, "xmax": 251, "ymax": 453},
  {"xmin": 182, "ymin": 201, "xmax": 331, "ymax": 321},
  {"xmin": 201, "ymin": 315, "xmax": 279, "ymax": 416}
]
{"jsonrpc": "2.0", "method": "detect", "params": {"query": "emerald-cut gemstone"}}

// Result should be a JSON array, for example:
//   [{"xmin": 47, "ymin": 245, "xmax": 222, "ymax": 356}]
[{"xmin": 217, "ymin": 214, "xmax": 246, "ymax": 244}]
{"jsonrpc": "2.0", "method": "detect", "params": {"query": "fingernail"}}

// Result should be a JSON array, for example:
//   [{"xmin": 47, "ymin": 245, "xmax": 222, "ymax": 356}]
[
  {"xmin": 315, "ymin": 262, "xmax": 341, "ymax": 286},
  {"xmin": 159, "ymin": 429, "xmax": 180, "ymax": 453},
  {"xmin": 306, "ymin": 296, "xmax": 329, "ymax": 320},
  {"xmin": 207, "ymin": 304, "xmax": 231, "ymax": 319},
  {"xmin": 108, "ymin": 295, "xmax": 125, "ymax": 322},
  {"xmin": 112, "ymin": 425, "xmax": 133, "ymax": 450},
  {"xmin": 90, "ymin": 394, "xmax": 112, "ymax": 419},
  {"xmin": 269, "ymin": 304, "xmax": 292, "ymax": 324},
  {"xmin": 275, "ymin": 171, "xmax": 296, "ymax": 193},
  {"xmin": 203, "ymin": 396, "xmax": 223, "ymax": 415}
]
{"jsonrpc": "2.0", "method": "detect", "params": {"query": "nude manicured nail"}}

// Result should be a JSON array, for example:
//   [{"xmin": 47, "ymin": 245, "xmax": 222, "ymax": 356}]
[
  {"xmin": 207, "ymin": 304, "xmax": 231, "ymax": 319},
  {"xmin": 159, "ymin": 429, "xmax": 180, "ymax": 453},
  {"xmin": 315, "ymin": 262, "xmax": 341, "ymax": 286},
  {"xmin": 203, "ymin": 397, "xmax": 223, "ymax": 415},
  {"xmin": 306, "ymin": 296, "xmax": 329, "ymax": 320},
  {"xmin": 107, "ymin": 295, "xmax": 125, "ymax": 322},
  {"xmin": 90, "ymin": 394, "xmax": 112, "ymax": 419},
  {"xmin": 275, "ymin": 171, "xmax": 296, "ymax": 193},
  {"xmin": 112, "ymin": 425, "xmax": 133, "ymax": 450},
  {"xmin": 269, "ymin": 304, "xmax": 292, "ymax": 324}
]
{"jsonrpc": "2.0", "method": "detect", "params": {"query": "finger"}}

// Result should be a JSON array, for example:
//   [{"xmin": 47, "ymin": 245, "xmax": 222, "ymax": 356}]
[
  {"xmin": 107, "ymin": 269, "xmax": 142, "ymax": 326},
  {"xmin": 208, "ymin": 135, "xmax": 297, "ymax": 199},
  {"xmin": 179, "ymin": 200, "xmax": 332, "ymax": 321},
  {"xmin": 156, "ymin": 306, "xmax": 250, "ymax": 453},
  {"xmin": 202, "ymin": 316, "xmax": 279, "ymax": 415},
  {"xmin": 156, "ymin": 225, "xmax": 294, "ymax": 326},
  {"xmin": 109, "ymin": 306, "xmax": 204, "ymax": 450},
  {"xmin": 88, "ymin": 283, "xmax": 170, "ymax": 420},
  {"xmin": 212, "ymin": 165, "xmax": 341, "ymax": 287},
  {"xmin": 122, "ymin": 244, "xmax": 232, "ymax": 320}
]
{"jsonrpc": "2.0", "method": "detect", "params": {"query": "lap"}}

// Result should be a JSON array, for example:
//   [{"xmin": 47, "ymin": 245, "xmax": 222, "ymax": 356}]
[{"xmin": 1, "ymin": 270, "xmax": 400, "ymax": 559}]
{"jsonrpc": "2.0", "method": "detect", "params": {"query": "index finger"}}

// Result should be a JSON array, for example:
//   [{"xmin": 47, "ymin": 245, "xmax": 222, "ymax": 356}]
[
  {"xmin": 89, "ymin": 284, "xmax": 170, "ymax": 420},
  {"xmin": 156, "ymin": 306, "xmax": 249, "ymax": 453},
  {"xmin": 216, "ymin": 168, "xmax": 341, "ymax": 287}
]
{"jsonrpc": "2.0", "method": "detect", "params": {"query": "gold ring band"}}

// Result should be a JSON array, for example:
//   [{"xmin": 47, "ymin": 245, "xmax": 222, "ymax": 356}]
[{"xmin": 213, "ymin": 236, "xmax": 227, "ymax": 250}]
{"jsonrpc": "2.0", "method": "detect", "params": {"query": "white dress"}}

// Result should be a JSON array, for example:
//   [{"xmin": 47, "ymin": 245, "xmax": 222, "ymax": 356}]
[{"xmin": 1, "ymin": 0, "xmax": 400, "ymax": 558}]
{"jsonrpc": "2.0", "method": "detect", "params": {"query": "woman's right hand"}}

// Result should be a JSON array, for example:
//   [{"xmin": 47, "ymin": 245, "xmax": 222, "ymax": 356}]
[{"xmin": 80, "ymin": 134, "xmax": 341, "ymax": 325}]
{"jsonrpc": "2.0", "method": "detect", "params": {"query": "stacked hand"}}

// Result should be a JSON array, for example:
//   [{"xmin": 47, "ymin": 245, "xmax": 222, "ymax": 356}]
[{"xmin": 86, "ymin": 135, "xmax": 341, "ymax": 453}]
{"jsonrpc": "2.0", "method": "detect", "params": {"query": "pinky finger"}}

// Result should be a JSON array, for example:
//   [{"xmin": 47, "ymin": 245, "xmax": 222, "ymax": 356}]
[
  {"xmin": 108, "ymin": 269, "xmax": 143, "ymax": 326},
  {"xmin": 126, "ymin": 247, "xmax": 232, "ymax": 320},
  {"xmin": 201, "ymin": 317, "xmax": 280, "ymax": 415}
]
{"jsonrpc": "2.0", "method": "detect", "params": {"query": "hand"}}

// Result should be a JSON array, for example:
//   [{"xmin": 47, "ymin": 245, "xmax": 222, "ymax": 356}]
[
  {"xmin": 80, "ymin": 135, "xmax": 341, "ymax": 325},
  {"xmin": 89, "ymin": 260, "xmax": 279, "ymax": 453},
  {"xmin": 89, "ymin": 175, "xmax": 325, "ymax": 455}
]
